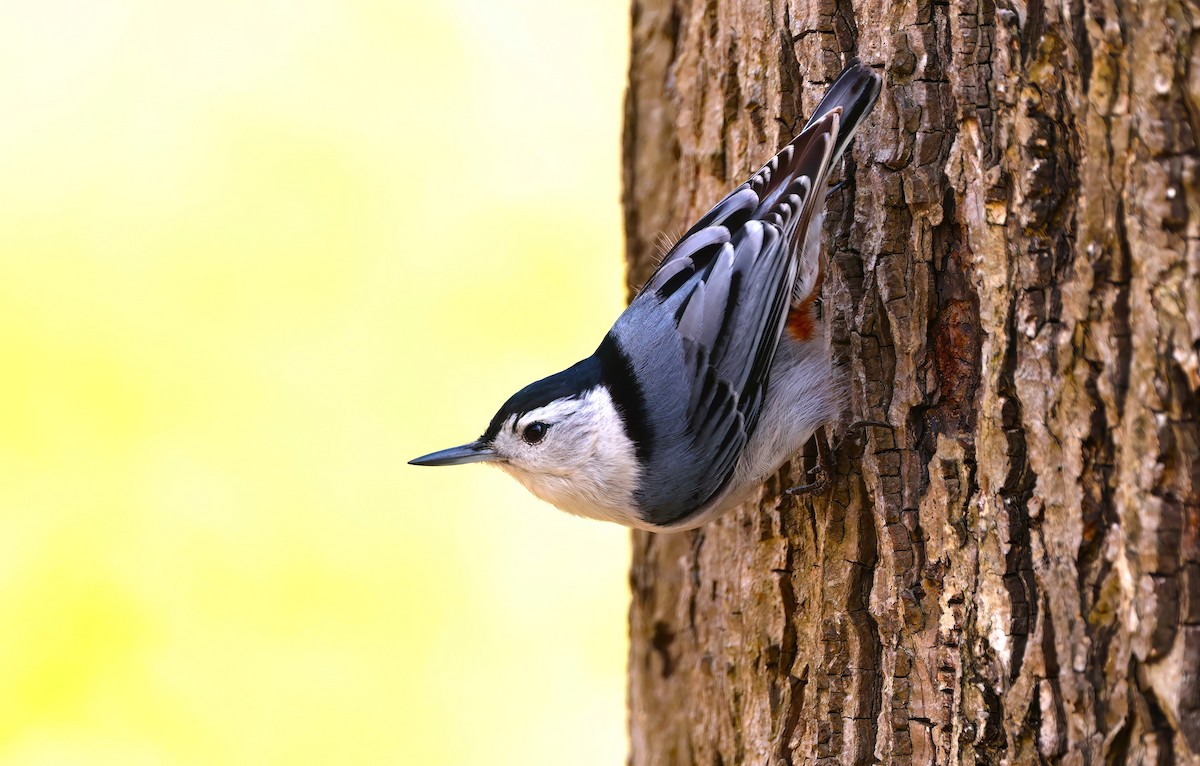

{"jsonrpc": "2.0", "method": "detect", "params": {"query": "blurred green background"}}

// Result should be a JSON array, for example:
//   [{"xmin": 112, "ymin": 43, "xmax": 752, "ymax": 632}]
[{"xmin": 0, "ymin": 2, "xmax": 631, "ymax": 764}]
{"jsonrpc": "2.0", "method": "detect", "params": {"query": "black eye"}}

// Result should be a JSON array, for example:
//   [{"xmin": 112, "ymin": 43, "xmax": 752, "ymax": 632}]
[{"xmin": 522, "ymin": 421, "xmax": 549, "ymax": 445}]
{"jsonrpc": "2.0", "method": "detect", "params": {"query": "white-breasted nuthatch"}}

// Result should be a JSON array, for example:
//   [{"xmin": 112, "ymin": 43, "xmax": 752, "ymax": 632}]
[{"xmin": 411, "ymin": 60, "xmax": 881, "ymax": 531}]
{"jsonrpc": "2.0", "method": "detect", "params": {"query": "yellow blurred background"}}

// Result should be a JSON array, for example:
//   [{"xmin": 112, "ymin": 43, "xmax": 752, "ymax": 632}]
[{"xmin": 0, "ymin": 2, "xmax": 631, "ymax": 764}]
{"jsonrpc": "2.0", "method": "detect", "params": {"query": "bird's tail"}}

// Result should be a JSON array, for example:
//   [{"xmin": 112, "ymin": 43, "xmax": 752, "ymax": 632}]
[
  {"xmin": 773, "ymin": 60, "xmax": 880, "ymax": 310},
  {"xmin": 802, "ymin": 59, "xmax": 881, "ymax": 163},
  {"xmin": 750, "ymin": 60, "xmax": 880, "ymax": 222}
]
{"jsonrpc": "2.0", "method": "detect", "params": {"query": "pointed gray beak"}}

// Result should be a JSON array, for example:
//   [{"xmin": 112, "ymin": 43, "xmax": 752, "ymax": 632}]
[{"xmin": 408, "ymin": 441, "xmax": 496, "ymax": 467}]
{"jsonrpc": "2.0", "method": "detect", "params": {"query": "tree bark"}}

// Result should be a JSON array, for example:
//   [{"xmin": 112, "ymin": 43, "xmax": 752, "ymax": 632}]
[{"xmin": 622, "ymin": 0, "xmax": 1200, "ymax": 763}]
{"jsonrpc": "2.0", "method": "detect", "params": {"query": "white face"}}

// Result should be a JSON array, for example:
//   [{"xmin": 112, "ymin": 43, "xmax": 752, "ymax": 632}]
[{"xmin": 488, "ymin": 387, "xmax": 643, "ymax": 526}]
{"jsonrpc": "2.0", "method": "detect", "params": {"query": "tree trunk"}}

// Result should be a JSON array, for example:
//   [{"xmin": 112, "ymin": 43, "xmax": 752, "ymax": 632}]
[{"xmin": 622, "ymin": 0, "xmax": 1200, "ymax": 763}]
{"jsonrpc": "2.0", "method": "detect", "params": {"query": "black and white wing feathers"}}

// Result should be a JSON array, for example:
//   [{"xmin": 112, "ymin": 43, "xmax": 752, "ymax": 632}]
[
  {"xmin": 611, "ymin": 114, "xmax": 840, "ymax": 525},
  {"xmin": 605, "ymin": 61, "xmax": 881, "ymax": 526}
]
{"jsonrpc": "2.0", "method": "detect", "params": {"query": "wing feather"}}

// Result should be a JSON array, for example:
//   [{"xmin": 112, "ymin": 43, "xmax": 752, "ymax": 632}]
[{"xmin": 607, "ymin": 61, "xmax": 882, "ymax": 526}]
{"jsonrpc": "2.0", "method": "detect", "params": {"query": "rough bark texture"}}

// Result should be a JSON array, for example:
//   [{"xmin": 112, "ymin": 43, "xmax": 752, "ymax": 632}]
[{"xmin": 623, "ymin": 0, "xmax": 1200, "ymax": 763}]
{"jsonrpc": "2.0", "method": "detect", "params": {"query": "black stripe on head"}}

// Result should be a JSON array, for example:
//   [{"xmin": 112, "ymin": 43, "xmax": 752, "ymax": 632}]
[
  {"xmin": 595, "ymin": 333, "xmax": 652, "ymax": 464},
  {"xmin": 481, "ymin": 355, "xmax": 603, "ymax": 443}
]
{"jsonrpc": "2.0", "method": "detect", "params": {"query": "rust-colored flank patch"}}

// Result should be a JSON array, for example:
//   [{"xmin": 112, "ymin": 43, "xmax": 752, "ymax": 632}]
[{"xmin": 786, "ymin": 291, "xmax": 819, "ymax": 342}]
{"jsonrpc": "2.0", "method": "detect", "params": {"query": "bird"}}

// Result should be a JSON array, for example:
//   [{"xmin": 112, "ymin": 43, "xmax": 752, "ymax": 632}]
[{"xmin": 410, "ymin": 60, "xmax": 881, "ymax": 532}]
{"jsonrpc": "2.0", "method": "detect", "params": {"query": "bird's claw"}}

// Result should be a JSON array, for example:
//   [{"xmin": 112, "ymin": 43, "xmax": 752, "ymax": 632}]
[
  {"xmin": 785, "ymin": 464, "xmax": 829, "ymax": 496},
  {"xmin": 848, "ymin": 419, "xmax": 893, "ymax": 432},
  {"xmin": 784, "ymin": 426, "xmax": 834, "ymax": 497}
]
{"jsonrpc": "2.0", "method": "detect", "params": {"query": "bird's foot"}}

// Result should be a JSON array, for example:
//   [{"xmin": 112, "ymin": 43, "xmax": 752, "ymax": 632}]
[
  {"xmin": 785, "ymin": 465, "xmax": 829, "ymax": 497},
  {"xmin": 848, "ymin": 419, "xmax": 894, "ymax": 432},
  {"xmin": 785, "ymin": 426, "xmax": 834, "ymax": 497}
]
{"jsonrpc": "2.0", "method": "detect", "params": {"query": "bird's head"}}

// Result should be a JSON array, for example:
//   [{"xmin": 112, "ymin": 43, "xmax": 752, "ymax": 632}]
[{"xmin": 409, "ymin": 356, "xmax": 643, "ymax": 525}]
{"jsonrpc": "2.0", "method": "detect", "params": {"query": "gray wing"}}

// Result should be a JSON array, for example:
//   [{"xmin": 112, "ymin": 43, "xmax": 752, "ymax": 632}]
[{"xmin": 611, "ymin": 111, "xmax": 842, "ymax": 525}]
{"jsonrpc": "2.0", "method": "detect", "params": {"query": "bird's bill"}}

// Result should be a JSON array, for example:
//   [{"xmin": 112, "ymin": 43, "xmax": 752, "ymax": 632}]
[{"xmin": 408, "ymin": 441, "xmax": 496, "ymax": 467}]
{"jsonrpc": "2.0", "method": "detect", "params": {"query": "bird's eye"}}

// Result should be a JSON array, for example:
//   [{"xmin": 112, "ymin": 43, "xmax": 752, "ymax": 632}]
[{"xmin": 522, "ymin": 421, "xmax": 549, "ymax": 445}]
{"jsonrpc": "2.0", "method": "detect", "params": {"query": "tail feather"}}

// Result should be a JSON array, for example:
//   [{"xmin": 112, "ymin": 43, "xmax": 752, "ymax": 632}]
[
  {"xmin": 783, "ymin": 60, "xmax": 881, "ymax": 305},
  {"xmin": 639, "ymin": 59, "xmax": 881, "ymax": 308},
  {"xmin": 753, "ymin": 60, "xmax": 880, "ymax": 225},
  {"xmin": 803, "ymin": 58, "xmax": 882, "ymax": 161}
]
